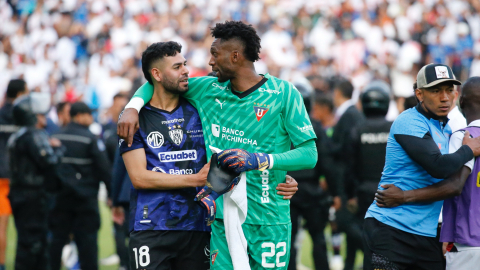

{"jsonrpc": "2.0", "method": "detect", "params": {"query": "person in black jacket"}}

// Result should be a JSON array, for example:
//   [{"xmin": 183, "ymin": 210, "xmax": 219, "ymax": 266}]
[
  {"xmin": 49, "ymin": 102, "xmax": 111, "ymax": 270},
  {"xmin": 350, "ymin": 81, "xmax": 393, "ymax": 222},
  {"xmin": 0, "ymin": 79, "xmax": 28, "ymax": 270},
  {"xmin": 288, "ymin": 83, "xmax": 335, "ymax": 270},
  {"xmin": 343, "ymin": 81, "xmax": 393, "ymax": 268},
  {"xmin": 8, "ymin": 93, "xmax": 63, "ymax": 270},
  {"xmin": 331, "ymin": 78, "xmax": 365, "ymax": 270}
]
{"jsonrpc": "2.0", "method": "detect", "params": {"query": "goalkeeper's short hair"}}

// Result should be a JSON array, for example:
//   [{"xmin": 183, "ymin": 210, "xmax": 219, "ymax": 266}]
[{"xmin": 210, "ymin": 21, "xmax": 261, "ymax": 63}]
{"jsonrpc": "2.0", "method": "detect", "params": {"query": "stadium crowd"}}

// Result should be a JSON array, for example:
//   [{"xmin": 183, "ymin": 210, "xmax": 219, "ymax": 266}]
[{"xmin": 1, "ymin": 0, "xmax": 480, "ymax": 270}]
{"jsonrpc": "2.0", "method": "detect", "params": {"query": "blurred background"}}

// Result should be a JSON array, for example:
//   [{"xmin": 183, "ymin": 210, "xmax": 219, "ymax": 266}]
[{"xmin": 1, "ymin": 0, "xmax": 479, "ymax": 269}]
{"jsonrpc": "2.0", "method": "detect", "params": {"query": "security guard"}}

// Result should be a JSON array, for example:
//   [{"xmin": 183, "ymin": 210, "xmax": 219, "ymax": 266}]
[
  {"xmin": 8, "ymin": 93, "xmax": 63, "ymax": 270},
  {"xmin": 0, "ymin": 79, "xmax": 28, "ymax": 270},
  {"xmin": 349, "ymin": 81, "xmax": 393, "ymax": 223},
  {"xmin": 49, "ymin": 102, "xmax": 111, "ymax": 270},
  {"xmin": 288, "ymin": 83, "xmax": 335, "ymax": 270}
]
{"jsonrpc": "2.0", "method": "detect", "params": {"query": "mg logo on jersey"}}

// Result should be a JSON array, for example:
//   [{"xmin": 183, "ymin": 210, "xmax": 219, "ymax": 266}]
[
  {"xmin": 169, "ymin": 125, "xmax": 183, "ymax": 145},
  {"xmin": 147, "ymin": 131, "xmax": 164, "ymax": 148},
  {"xmin": 254, "ymin": 106, "xmax": 269, "ymax": 122},
  {"xmin": 212, "ymin": 124, "xmax": 220, "ymax": 137}
]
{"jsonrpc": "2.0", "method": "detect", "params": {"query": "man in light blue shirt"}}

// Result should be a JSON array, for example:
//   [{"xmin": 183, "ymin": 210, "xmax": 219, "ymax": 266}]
[{"xmin": 362, "ymin": 64, "xmax": 480, "ymax": 270}]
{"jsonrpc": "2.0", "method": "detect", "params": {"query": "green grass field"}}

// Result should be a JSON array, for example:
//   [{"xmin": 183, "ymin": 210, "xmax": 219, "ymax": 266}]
[{"xmin": 5, "ymin": 203, "xmax": 363, "ymax": 270}]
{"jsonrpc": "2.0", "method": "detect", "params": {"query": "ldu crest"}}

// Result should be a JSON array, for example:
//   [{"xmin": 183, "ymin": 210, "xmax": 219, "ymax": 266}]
[{"xmin": 169, "ymin": 124, "xmax": 183, "ymax": 145}]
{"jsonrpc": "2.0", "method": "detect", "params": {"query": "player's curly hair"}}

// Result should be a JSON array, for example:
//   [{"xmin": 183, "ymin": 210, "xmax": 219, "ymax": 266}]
[
  {"xmin": 141, "ymin": 41, "xmax": 182, "ymax": 84},
  {"xmin": 211, "ymin": 21, "xmax": 261, "ymax": 62}
]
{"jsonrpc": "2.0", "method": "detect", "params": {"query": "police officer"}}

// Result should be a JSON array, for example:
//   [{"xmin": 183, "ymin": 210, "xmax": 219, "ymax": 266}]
[
  {"xmin": 349, "ymin": 81, "xmax": 393, "ymax": 223},
  {"xmin": 8, "ymin": 92, "xmax": 63, "ymax": 270},
  {"xmin": 0, "ymin": 79, "xmax": 28, "ymax": 270},
  {"xmin": 336, "ymin": 81, "xmax": 393, "ymax": 270},
  {"xmin": 288, "ymin": 83, "xmax": 335, "ymax": 270},
  {"xmin": 49, "ymin": 102, "xmax": 111, "ymax": 270}
]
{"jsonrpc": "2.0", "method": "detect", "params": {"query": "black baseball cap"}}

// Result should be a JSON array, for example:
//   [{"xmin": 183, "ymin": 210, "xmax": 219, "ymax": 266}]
[
  {"xmin": 69, "ymin": 102, "xmax": 92, "ymax": 117},
  {"xmin": 416, "ymin": 63, "xmax": 461, "ymax": 89}
]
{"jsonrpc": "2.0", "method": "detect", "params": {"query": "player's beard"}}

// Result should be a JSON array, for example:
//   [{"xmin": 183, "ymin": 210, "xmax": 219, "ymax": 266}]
[{"xmin": 162, "ymin": 75, "xmax": 188, "ymax": 95}]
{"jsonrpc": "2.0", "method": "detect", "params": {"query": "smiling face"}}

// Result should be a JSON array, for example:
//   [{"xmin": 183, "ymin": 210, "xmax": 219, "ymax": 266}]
[
  {"xmin": 150, "ymin": 53, "xmax": 189, "ymax": 94},
  {"xmin": 415, "ymin": 82, "xmax": 455, "ymax": 117},
  {"xmin": 209, "ymin": 38, "xmax": 237, "ymax": 83}
]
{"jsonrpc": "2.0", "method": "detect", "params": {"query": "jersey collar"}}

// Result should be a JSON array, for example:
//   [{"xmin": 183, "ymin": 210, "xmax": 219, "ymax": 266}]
[
  {"xmin": 416, "ymin": 102, "xmax": 449, "ymax": 127},
  {"xmin": 145, "ymin": 98, "xmax": 184, "ymax": 115},
  {"xmin": 230, "ymin": 74, "xmax": 268, "ymax": 99}
]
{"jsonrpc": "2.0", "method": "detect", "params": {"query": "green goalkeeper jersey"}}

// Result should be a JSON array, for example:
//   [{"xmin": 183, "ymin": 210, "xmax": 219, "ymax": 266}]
[{"xmin": 133, "ymin": 73, "xmax": 316, "ymax": 225}]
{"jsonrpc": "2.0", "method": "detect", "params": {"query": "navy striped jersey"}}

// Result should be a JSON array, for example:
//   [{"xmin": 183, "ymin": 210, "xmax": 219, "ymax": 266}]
[{"xmin": 119, "ymin": 98, "xmax": 209, "ymax": 232}]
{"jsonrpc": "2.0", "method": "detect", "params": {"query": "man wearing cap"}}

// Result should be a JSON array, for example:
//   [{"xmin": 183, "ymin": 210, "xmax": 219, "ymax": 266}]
[
  {"xmin": 372, "ymin": 77, "xmax": 480, "ymax": 270},
  {"xmin": 362, "ymin": 64, "xmax": 480, "ymax": 270},
  {"xmin": 49, "ymin": 102, "xmax": 111, "ymax": 270}
]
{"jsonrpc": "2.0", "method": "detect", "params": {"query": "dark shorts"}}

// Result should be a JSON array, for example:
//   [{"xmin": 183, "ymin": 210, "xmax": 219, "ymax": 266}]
[
  {"xmin": 362, "ymin": 217, "xmax": 443, "ymax": 270},
  {"xmin": 129, "ymin": 230, "xmax": 211, "ymax": 270}
]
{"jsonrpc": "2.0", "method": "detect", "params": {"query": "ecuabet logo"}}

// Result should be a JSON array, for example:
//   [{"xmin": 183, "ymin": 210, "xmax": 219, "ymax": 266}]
[
  {"xmin": 158, "ymin": 150, "xmax": 197, "ymax": 162},
  {"xmin": 147, "ymin": 131, "xmax": 164, "ymax": 148}
]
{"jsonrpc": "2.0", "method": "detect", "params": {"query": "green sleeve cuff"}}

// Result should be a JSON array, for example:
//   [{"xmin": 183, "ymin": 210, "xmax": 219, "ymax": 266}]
[{"xmin": 132, "ymin": 82, "xmax": 154, "ymax": 103}]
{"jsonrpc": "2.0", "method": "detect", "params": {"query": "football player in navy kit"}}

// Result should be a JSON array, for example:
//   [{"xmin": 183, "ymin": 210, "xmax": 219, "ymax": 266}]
[{"xmin": 120, "ymin": 42, "xmax": 298, "ymax": 270}]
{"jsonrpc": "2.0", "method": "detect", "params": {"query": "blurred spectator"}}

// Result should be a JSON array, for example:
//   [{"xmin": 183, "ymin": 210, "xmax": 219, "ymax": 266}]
[
  {"xmin": 0, "ymin": 0, "xmax": 479, "ymax": 115},
  {"xmin": 312, "ymin": 94, "xmax": 335, "ymax": 130},
  {"xmin": 56, "ymin": 102, "xmax": 71, "ymax": 128},
  {"xmin": 330, "ymin": 78, "xmax": 365, "ymax": 270},
  {"xmin": 288, "ymin": 83, "xmax": 333, "ymax": 270},
  {"xmin": 102, "ymin": 92, "xmax": 128, "ymax": 163}
]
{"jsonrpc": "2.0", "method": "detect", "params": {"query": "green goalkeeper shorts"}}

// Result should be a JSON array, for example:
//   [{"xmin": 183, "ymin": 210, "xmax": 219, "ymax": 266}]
[{"xmin": 210, "ymin": 219, "xmax": 291, "ymax": 270}]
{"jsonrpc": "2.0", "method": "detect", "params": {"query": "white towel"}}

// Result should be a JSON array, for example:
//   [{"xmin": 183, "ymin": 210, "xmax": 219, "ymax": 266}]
[{"xmin": 209, "ymin": 146, "xmax": 250, "ymax": 270}]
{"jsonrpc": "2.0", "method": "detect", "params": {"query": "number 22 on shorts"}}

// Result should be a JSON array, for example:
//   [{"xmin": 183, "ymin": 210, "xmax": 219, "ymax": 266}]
[
  {"xmin": 262, "ymin": 242, "xmax": 287, "ymax": 268},
  {"xmin": 133, "ymin": 246, "xmax": 150, "ymax": 269}
]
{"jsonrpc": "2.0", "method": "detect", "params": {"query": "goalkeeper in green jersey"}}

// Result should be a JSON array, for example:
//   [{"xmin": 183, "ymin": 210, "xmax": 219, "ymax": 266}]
[{"xmin": 118, "ymin": 21, "xmax": 317, "ymax": 270}]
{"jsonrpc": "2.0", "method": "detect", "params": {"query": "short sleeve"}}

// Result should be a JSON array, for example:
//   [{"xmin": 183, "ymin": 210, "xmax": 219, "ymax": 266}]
[
  {"xmin": 132, "ymin": 82, "xmax": 154, "ymax": 104},
  {"xmin": 449, "ymin": 130, "xmax": 475, "ymax": 171},
  {"xmin": 282, "ymin": 83, "xmax": 317, "ymax": 146},
  {"xmin": 390, "ymin": 111, "xmax": 429, "ymax": 138},
  {"xmin": 119, "ymin": 129, "xmax": 144, "ymax": 155}
]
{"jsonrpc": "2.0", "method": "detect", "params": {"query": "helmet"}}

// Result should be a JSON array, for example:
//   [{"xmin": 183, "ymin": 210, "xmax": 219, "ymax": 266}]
[
  {"xmin": 361, "ymin": 81, "xmax": 390, "ymax": 117},
  {"xmin": 294, "ymin": 82, "xmax": 314, "ymax": 114},
  {"xmin": 12, "ymin": 92, "xmax": 51, "ymax": 126}
]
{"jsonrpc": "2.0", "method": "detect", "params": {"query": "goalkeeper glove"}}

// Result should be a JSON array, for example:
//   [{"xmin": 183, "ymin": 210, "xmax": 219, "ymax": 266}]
[
  {"xmin": 195, "ymin": 153, "xmax": 240, "ymax": 226},
  {"xmin": 217, "ymin": 148, "xmax": 270, "ymax": 173}
]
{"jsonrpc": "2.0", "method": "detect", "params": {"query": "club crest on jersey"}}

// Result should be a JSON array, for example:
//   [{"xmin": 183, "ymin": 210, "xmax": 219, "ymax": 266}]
[
  {"xmin": 169, "ymin": 124, "xmax": 183, "ymax": 145},
  {"xmin": 147, "ymin": 131, "xmax": 164, "ymax": 148},
  {"xmin": 253, "ymin": 105, "xmax": 269, "ymax": 122},
  {"xmin": 211, "ymin": 250, "xmax": 219, "ymax": 265}
]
